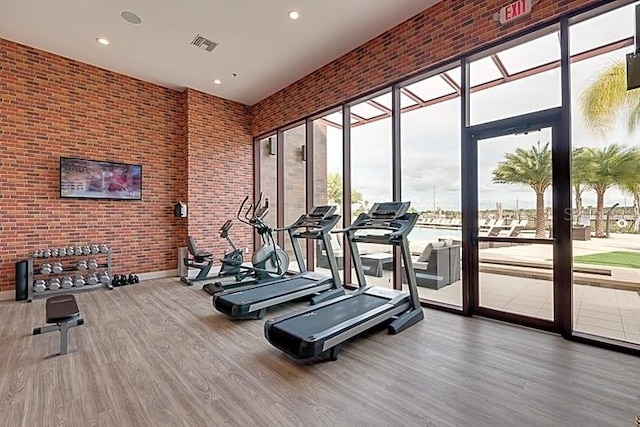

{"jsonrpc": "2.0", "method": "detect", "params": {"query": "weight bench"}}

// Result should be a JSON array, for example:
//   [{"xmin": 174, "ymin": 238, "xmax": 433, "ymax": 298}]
[{"xmin": 32, "ymin": 295, "xmax": 84, "ymax": 357}]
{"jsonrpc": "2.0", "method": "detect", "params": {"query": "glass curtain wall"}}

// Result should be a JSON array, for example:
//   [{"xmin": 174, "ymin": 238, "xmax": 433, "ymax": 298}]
[
  {"xmin": 570, "ymin": 2, "xmax": 640, "ymax": 345},
  {"xmin": 469, "ymin": 29, "xmax": 561, "ymax": 125},
  {"xmin": 282, "ymin": 124, "xmax": 307, "ymax": 272},
  {"xmin": 312, "ymin": 111, "xmax": 345, "ymax": 282},
  {"xmin": 350, "ymin": 92, "xmax": 394, "ymax": 288},
  {"xmin": 399, "ymin": 66, "xmax": 463, "ymax": 308},
  {"xmin": 254, "ymin": 0, "xmax": 640, "ymax": 353}
]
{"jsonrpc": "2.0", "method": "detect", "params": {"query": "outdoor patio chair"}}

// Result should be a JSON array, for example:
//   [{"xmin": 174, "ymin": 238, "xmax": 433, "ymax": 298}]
[
  {"xmin": 404, "ymin": 241, "xmax": 461, "ymax": 289},
  {"xmin": 498, "ymin": 219, "xmax": 528, "ymax": 237}
]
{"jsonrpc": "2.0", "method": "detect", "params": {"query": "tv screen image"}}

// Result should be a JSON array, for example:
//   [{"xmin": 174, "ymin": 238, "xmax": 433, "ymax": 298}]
[{"xmin": 60, "ymin": 157, "xmax": 142, "ymax": 200}]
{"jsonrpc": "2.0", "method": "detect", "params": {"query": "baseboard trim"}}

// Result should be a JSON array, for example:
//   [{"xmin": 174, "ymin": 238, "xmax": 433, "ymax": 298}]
[
  {"xmin": 0, "ymin": 290, "xmax": 14, "ymax": 302},
  {"xmin": 137, "ymin": 269, "xmax": 180, "ymax": 281}
]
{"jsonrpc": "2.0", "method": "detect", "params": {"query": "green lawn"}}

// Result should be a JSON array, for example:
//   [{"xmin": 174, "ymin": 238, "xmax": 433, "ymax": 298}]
[{"xmin": 573, "ymin": 251, "xmax": 640, "ymax": 269}]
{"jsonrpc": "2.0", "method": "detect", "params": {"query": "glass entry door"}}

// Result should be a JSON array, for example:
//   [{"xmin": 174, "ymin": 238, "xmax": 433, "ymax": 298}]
[{"xmin": 465, "ymin": 110, "xmax": 570, "ymax": 331}]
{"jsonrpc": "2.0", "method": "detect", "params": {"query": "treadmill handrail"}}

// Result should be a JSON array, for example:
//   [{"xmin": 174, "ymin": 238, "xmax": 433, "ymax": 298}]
[
  {"xmin": 333, "ymin": 214, "xmax": 417, "ymax": 242},
  {"xmin": 275, "ymin": 214, "xmax": 341, "ymax": 234}
]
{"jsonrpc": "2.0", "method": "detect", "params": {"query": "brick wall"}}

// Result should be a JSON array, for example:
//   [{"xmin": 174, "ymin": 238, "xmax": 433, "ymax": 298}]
[
  {"xmin": 0, "ymin": 39, "xmax": 253, "ymax": 291},
  {"xmin": 185, "ymin": 88, "xmax": 254, "ymax": 257},
  {"xmin": 251, "ymin": 0, "xmax": 599, "ymax": 136}
]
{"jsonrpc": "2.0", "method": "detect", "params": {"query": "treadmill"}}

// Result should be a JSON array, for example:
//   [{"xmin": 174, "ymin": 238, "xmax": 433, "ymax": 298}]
[
  {"xmin": 213, "ymin": 206, "xmax": 345, "ymax": 319},
  {"xmin": 264, "ymin": 201, "xmax": 424, "ymax": 361}
]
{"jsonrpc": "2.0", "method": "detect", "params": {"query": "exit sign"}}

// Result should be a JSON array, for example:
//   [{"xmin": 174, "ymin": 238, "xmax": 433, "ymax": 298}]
[{"xmin": 499, "ymin": 0, "xmax": 533, "ymax": 24}]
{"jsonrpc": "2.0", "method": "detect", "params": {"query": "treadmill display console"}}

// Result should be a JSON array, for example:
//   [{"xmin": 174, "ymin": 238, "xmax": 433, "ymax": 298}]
[
  {"xmin": 369, "ymin": 202, "xmax": 409, "ymax": 219},
  {"xmin": 308, "ymin": 205, "xmax": 337, "ymax": 219}
]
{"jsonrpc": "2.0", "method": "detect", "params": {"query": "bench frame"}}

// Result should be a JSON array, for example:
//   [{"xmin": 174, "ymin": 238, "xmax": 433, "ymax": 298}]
[{"xmin": 33, "ymin": 295, "xmax": 84, "ymax": 357}]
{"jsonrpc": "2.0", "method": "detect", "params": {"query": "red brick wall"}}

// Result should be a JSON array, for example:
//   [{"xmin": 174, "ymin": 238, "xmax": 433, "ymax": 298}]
[
  {"xmin": 251, "ymin": 0, "xmax": 600, "ymax": 135},
  {"xmin": 185, "ymin": 88, "xmax": 254, "ymax": 256},
  {"xmin": 0, "ymin": 38, "xmax": 187, "ymax": 290},
  {"xmin": 0, "ymin": 39, "xmax": 253, "ymax": 291}
]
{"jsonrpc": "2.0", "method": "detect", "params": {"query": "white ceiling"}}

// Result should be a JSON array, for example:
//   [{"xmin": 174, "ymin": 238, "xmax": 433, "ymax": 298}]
[{"xmin": 0, "ymin": 0, "xmax": 441, "ymax": 105}]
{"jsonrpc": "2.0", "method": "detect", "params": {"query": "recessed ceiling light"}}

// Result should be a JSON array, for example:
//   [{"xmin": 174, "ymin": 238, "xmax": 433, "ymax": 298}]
[
  {"xmin": 213, "ymin": 79, "xmax": 222, "ymax": 85},
  {"xmin": 288, "ymin": 10, "xmax": 300, "ymax": 20},
  {"xmin": 96, "ymin": 38, "xmax": 110, "ymax": 46},
  {"xmin": 121, "ymin": 11, "xmax": 142, "ymax": 25}
]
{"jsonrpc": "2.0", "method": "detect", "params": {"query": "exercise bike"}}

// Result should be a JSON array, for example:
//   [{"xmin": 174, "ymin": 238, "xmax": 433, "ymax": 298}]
[
  {"xmin": 202, "ymin": 194, "xmax": 289, "ymax": 295},
  {"xmin": 180, "ymin": 219, "xmax": 243, "ymax": 286}
]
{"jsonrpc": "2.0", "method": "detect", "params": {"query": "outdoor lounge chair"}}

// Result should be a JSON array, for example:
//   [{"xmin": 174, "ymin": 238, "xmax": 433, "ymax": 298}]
[{"xmin": 501, "ymin": 219, "xmax": 528, "ymax": 237}]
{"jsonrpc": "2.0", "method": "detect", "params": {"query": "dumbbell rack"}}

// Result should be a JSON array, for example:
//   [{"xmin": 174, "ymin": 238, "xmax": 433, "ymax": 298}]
[{"xmin": 27, "ymin": 247, "xmax": 113, "ymax": 302}]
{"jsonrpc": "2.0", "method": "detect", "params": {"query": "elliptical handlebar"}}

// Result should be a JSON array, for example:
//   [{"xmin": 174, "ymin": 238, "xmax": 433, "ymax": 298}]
[
  {"xmin": 235, "ymin": 194, "xmax": 270, "ymax": 234},
  {"xmin": 237, "ymin": 196, "xmax": 250, "ymax": 224}
]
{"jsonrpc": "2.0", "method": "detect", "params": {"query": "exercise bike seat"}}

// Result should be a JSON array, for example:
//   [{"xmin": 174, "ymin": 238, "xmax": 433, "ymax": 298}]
[{"xmin": 186, "ymin": 236, "xmax": 213, "ymax": 259}]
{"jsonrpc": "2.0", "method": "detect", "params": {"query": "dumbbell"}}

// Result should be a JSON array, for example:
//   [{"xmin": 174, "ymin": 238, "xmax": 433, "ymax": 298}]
[
  {"xmin": 86, "ymin": 274, "xmax": 99, "ymax": 286},
  {"xmin": 43, "ymin": 249, "xmax": 52, "ymax": 258},
  {"xmin": 74, "ymin": 276, "xmax": 85, "ymax": 287},
  {"xmin": 128, "ymin": 274, "xmax": 140, "ymax": 285},
  {"xmin": 74, "ymin": 247, "xmax": 83, "ymax": 256},
  {"xmin": 48, "ymin": 278, "xmax": 61, "ymax": 291},
  {"xmin": 61, "ymin": 277, "xmax": 74, "ymax": 289},
  {"xmin": 59, "ymin": 247, "xmax": 67, "ymax": 257},
  {"xmin": 82, "ymin": 246, "xmax": 91, "ymax": 255},
  {"xmin": 32, "ymin": 250, "xmax": 40, "ymax": 258},
  {"xmin": 67, "ymin": 246, "xmax": 75, "ymax": 256},
  {"xmin": 88, "ymin": 259, "xmax": 99, "ymax": 270},
  {"xmin": 40, "ymin": 263, "xmax": 52, "ymax": 275},
  {"xmin": 112, "ymin": 274, "xmax": 126, "ymax": 287},
  {"xmin": 91, "ymin": 245, "xmax": 100, "ymax": 254},
  {"xmin": 99, "ymin": 272, "xmax": 111, "ymax": 285},
  {"xmin": 77, "ymin": 260, "xmax": 88, "ymax": 270},
  {"xmin": 34, "ymin": 280, "xmax": 47, "ymax": 293},
  {"xmin": 99, "ymin": 244, "xmax": 109, "ymax": 254},
  {"xmin": 51, "ymin": 248, "xmax": 59, "ymax": 257},
  {"xmin": 52, "ymin": 262, "xmax": 63, "ymax": 274}
]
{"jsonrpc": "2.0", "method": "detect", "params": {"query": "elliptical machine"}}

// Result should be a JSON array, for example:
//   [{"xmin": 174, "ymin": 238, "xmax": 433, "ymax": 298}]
[{"xmin": 202, "ymin": 194, "xmax": 289, "ymax": 295}]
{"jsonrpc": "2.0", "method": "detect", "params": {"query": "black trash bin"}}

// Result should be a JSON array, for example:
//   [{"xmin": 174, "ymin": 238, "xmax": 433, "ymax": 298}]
[{"xmin": 15, "ymin": 260, "xmax": 28, "ymax": 301}]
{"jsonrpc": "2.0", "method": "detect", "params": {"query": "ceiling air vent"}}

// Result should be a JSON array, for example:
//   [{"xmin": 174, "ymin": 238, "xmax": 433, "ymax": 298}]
[{"xmin": 191, "ymin": 34, "xmax": 218, "ymax": 52}]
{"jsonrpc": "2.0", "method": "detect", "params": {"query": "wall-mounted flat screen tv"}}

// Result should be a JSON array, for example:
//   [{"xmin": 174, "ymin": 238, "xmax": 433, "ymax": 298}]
[{"xmin": 60, "ymin": 157, "xmax": 142, "ymax": 200}]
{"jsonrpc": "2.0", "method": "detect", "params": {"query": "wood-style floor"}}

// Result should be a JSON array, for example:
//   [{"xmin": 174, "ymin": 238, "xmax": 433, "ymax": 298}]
[{"xmin": 0, "ymin": 278, "xmax": 638, "ymax": 427}]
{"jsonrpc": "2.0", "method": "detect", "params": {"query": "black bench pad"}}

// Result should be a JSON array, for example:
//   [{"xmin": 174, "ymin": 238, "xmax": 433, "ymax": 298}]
[{"xmin": 46, "ymin": 295, "xmax": 80, "ymax": 324}]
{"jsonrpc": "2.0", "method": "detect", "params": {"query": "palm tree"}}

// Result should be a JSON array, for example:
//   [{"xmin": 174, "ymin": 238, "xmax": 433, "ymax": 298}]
[
  {"xmin": 572, "ymin": 147, "xmax": 593, "ymax": 223},
  {"xmin": 492, "ymin": 141, "xmax": 552, "ymax": 238},
  {"xmin": 618, "ymin": 149, "xmax": 640, "ymax": 233},
  {"xmin": 580, "ymin": 60, "xmax": 640, "ymax": 137},
  {"xmin": 326, "ymin": 172, "xmax": 363, "ymax": 206},
  {"xmin": 583, "ymin": 145, "xmax": 638, "ymax": 237}
]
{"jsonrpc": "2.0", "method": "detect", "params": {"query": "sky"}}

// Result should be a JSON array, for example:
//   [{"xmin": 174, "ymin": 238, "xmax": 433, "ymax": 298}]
[{"xmin": 324, "ymin": 2, "xmax": 639, "ymax": 213}]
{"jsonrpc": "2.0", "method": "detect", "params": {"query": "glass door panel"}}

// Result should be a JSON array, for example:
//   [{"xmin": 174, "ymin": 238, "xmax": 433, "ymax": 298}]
[{"xmin": 475, "ymin": 126, "xmax": 555, "ymax": 322}]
